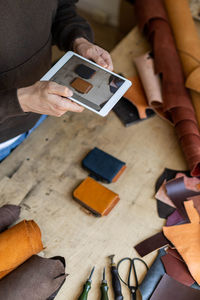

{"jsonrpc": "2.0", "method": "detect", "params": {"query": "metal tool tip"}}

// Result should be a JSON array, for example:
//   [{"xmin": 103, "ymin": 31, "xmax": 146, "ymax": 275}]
[
  {"xmin": 108, "ymin": 254, "xmax": 115, "ymax": 264},
  {"xmin": 103, "ymin": 267, "xmax": 106, "ymax": 280},
  {"xmin": 89, "ymin": 266, "xmax": 95, "ymax": 280}
]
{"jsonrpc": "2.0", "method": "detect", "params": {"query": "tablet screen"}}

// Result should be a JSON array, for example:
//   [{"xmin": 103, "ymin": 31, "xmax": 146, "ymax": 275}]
[{"xmin": 51, "ymin": 55, "xmax": 125, "ymax": 112}]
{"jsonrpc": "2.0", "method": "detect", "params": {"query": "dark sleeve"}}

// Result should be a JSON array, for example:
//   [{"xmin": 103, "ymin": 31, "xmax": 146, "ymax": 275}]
[
  {"xmin": 0, "ymin": 89, "xmax": 26, "ymax": 123},
  {"xmin": 52, "ymin": 0, "xmax": 94, "ymax": 51}
]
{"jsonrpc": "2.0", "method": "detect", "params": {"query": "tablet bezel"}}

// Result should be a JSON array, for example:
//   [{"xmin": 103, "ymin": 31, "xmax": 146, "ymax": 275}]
[{"xmin": 41, "ymin": 51, "xmax": 132, "ymax": 117}]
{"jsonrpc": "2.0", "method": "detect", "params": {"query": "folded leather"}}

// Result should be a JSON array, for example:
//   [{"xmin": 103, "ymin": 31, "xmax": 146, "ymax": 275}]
[
  {"xmin": 0, "ymin": 220, "xmax": 43, "ymax": 279},
  {"xmin": 155, "ymin": 168, "xmax": 190, "ymax": 218},
  {"xmin": 163, "ymin": 200, "xmax": 200, "ymax": 284},
  {"xmin": 0, "ymin": 204, "xmax": 20, "ymax": 232},
  {"xmin": 82, "ymin": 147, "xmax": 126, "ymax": 183},
  {"xmin": 0, "ymin": 255, "xmax": 66, "ymax": 300},
  {"xmin": 112, "ymin": 96, "xmax": 155, "ymax": 127},
  {"xmin": 164, "ymin": 0, "xmax": 200, "ymax": 126},
  {"xmin": 73, "ymin": 177, "xmax": 120, "ymax": 216},
  {"xmin": 139, "ymin": 248, "xmax": 166, "ymax": 300},
  {"xmin": 135, "ymin": 0, "xmax": 200, "ymax": 176},
  {"xmin": 165, "ymin": 176, "xmax": 200, "ymax": 219},
  {"xmin": 70, "ymin": 77, "xmax": 93, "ymax": 94},
  {"xmin": 150, "ymin": 274, "xmax": 200, "ymax": 300},
  {"xmin": 124, "ymin": 75, "xmax": 150, "ymax": 119}
]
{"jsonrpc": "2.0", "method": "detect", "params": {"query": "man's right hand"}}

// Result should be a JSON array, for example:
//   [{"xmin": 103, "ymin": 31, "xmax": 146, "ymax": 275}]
[{"xmin": 17, "ymin": 81, "xmax": 84, "ymax": 116}]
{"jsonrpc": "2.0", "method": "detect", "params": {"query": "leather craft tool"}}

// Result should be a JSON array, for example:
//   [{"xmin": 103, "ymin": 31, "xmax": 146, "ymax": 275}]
[
  {"xmin": 108, "ymin": 255, "xmax": 123, "ymax": 300},
  {"xmin": 117, "ymin": 257, "xmax": 148, "ymax": 300},
  {"xmin": 100, "ymin": 267, "xmax": 109, "ymax": 300},
  {"xmin": 78, "ymin": 267, "xmax": 95, "ymax": 300}
]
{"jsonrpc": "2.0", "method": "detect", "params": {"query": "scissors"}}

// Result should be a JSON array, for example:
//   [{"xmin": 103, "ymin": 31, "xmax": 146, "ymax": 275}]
[{"xmin": 117, "ymin": 257, "xmax": 148, "ymax": 300}]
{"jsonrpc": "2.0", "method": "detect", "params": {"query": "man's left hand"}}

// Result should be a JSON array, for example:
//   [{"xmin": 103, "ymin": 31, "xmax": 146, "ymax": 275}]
[{"xmin": 73, "ymin": 37, "xmax": 113, "ymax": 71}]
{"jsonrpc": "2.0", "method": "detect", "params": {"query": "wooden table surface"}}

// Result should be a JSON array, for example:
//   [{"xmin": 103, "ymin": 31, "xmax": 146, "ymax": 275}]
[{"xmin": 0, "ymin": 27, "xmax": 189, "ymax": 299}]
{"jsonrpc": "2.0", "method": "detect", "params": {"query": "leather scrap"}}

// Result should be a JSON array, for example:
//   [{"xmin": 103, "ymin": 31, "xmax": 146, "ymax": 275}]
[
  {"xmin": 166, "ymin": 210, "xmax": 184, "ymax": 226},
  {"xmin": 150, "ymin": 274, "xmax": 200, "ymax": 300},
  {"xmin": 0, "ymin": 204, "xmax": 20, "ymax": 232},
  {"xmin": 0, "ymin": 255, "xmax": 66, "ymax": 300},
  {"xmin": 135, "ymin": 0, "xmax": 200, "ymax": 176},
  {"xmin": 161, "ymin": 252, "xmax": 195, "ymax": 286},
  {"xmin": 163, "ymin": 200, "xmax": 200, "ymax": 284},
  {"xmin": 0, "ymin": 220, "xmax": 43, "ymax": 279},
  {"xmin": 165, "ymin": 176, "xmax": 200, "ymax": 219},
  {"xmin": 134, "ymin": 231, "xmax": 169, "ymax": 257}
]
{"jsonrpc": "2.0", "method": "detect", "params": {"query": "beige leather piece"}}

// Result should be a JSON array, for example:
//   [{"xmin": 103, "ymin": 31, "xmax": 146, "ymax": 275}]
[
  {"xmin": 134, "ymin": 52, "xmax": 163, "ymax": 107},
  {"xmin": 164, "ymin": 0, "xmax": 200, "ymax": 126}
]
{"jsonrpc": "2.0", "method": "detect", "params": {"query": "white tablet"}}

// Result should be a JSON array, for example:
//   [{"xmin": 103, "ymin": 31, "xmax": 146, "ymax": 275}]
[{"xmin": 41, "ymin": 51, "xmax": 132, "ymax": 117}]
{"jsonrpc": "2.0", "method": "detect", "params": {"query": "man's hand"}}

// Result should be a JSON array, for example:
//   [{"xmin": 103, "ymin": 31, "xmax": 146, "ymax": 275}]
[
  {"xmin": 73, "ymin": 38, "xmax": 113, "ymax": 71},
  {"xmin": 17, "ymin": 81, "xmax": 84, "ymax": 116}
]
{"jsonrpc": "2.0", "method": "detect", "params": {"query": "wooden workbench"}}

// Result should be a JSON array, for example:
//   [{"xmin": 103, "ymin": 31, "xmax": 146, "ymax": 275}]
[{"xmin": 0, "ymin": 27, "xmax": 189, "ymax": 299}]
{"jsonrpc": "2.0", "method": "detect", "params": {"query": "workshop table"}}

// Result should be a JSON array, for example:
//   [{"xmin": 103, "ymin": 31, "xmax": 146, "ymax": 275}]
[{"xmin": 0, "ymin": 26, "xmax": 197, "ymax": 299}]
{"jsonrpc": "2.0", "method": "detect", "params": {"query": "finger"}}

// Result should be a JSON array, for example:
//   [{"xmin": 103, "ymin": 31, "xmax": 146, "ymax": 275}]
[
  {"xmin": 93, "ymin": 54, "xmax": 109, "ymax": 68},
  {"xmin": 47, "ymin": 81, "xmax": 73, "ymax": 98},
  {"xmin": 53, "ymin": 97, "xmax": 84, "ymax": 113},
  {"xmin": 100, "ymin": 52, "xmax": 113, "ymax": 71}
]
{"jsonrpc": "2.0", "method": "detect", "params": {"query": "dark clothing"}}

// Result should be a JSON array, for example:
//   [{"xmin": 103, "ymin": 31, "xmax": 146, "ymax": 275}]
[{"xmin": 0, "ymin": 0, "xmax": 93, "ymax": 142}]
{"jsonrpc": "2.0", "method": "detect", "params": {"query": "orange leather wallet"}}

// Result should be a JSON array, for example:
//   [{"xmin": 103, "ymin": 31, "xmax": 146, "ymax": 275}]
[
  {"xmin": 73, "ymin": 177, "xmax": 120, "ymax": 216},
  {"xmin": 70, "ymin": 77, "xmax": 93, "ymax": 94}
]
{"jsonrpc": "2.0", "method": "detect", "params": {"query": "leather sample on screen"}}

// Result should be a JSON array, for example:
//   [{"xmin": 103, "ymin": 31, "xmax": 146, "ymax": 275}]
[
  {"xmin": 0, "ymin": 255, "xmax": 66, "ymax": 300},
  {"xmin": 134, "ymin": 232, "xmax": 170, "ymax": 257},
  {"xmin": 161, "ymin": 252, "xmax": 195, "ymax": 286},
  {"xmin": 74, "ymin": 64, "xmax": 96, "ymax": 79},
  {"xmin": 134, "ymin": 52, "xmax": 163, "ymax": 108},
  {"xmin": 150, "ymin": 274, "xmax": 200, "ymax": 300},
  {"xmin": 73, "ymin": 177, "xmax": 120, "ymax": 216},
  {"xmin": 112, "ymin": 96, "xmax": 155, "ymax": 127},
  {"xmin": 135, "ymin": 0, "xmax": 200, "ymax": 176},
  {"xmin": 82, "ymin": 147, "xmax": 126, "ymax": 183},
  {"xmin": 0, "ymin": 220, "xmax": 43, "ymax": 279},
  {"xmin": 124, "ymin": 75, "xmax": 153, "ymax": 119},
  {"xmin": 0, "ymin": 204, "xmax": 20, "ymax": 232},
  {"xmin": 164, "ymin": 0, "xmax": 200, "ymax": 127},
  {"xmin": 139, "ymin": 248, "xmax": 166, "ymax": 300},
  {"xmin": 165, "ymin": 177, "xmax": 200, "ymax": 219},
  {"xmin": 163, "ymin": 200, "xmax": 200, "ymax": 284},
  {"xmin": 70, "ymin": 77, "xmax": 93, "ymax": 94}
]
